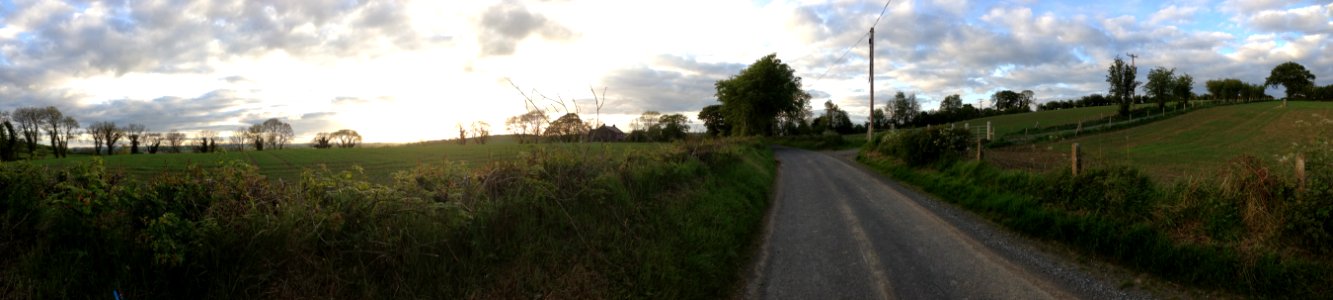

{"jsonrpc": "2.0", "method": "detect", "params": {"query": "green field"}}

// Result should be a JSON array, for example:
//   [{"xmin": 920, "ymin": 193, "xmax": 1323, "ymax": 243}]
[
  {"xmin": 31, "ymin": 139, "xmax": 663, "ymax": 183},
  {"xmin": 989, "ymin": 101, "xmax": 1333, "ymax": 179}
]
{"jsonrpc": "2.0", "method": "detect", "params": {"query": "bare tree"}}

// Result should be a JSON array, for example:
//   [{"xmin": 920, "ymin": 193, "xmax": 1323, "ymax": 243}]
[
  {"xmin": 39, "ymin": 107, "xmax": 67, "ymax": 157},
  {"xmin": 195, "ymin": 130, "xmax": 218, "ymax": 153},
  {"xmin": 312, "ymin": 132, "xmax": 333, "ymax": 149},
  {"xmin": 470, "ymin": 121, "xmax": 490, "ymax": 145},
  {"xmin": 11, "ymin": 107, "xmax": 43, "ymax": 156},
  {"xmin": 457, "ymin": 123, "xmax": 468, "ymax": 145},
  {"xmin": 88, "ymin": 121, "xmax": 123, "ymax": 155},
  {"xmin": 57, "ymin": 117, "xmax": 79, "ymax": 156},
  {"xmin": 259, "ymin": 118, "xmax": 293, "ymax": 150},
  {"xmin": 144, "ymin": 133, "xmax": 164, "ymax": 154},
  {"xmin": 247, "ymin": 124, "xmax": 264, "ymax": 151},
  {"xmin": 165, "ymin": 130, "xmax": 186, "ymax": 153},
  {"xmin": 124, "ymin": 124, "xmax": 146, "ymax": 154},
  {"xmin": 332, "ymin": 129, "xmax": 361, "ymax": 148},
  {"xmin": 229, "ymin": 128, "xmax": 250, "ymax": 152}
]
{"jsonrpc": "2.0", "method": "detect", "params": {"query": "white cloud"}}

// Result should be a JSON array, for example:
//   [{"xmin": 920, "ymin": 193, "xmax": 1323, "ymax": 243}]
[
  {"xmin": 1248, "ymin": 3, "xmax": 1333, "ymax": 33},
  {"xmin": 1149, "ymin": 5, "xmax": 1201, "ymax": 24}
]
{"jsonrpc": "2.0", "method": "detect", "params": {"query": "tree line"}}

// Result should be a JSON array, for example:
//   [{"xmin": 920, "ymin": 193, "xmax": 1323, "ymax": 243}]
[{"xmin": 0, "ymin": 107, "xmax": 365, "ymax": 161}]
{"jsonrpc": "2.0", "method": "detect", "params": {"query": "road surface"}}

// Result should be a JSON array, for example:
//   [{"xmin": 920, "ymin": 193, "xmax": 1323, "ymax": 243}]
[{"xmin": 744, "ymin": 147, "xmax": 1145, "ymax": 299}]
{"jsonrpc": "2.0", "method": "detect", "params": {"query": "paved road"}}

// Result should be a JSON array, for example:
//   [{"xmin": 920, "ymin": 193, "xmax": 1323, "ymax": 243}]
[{"xmin": 745, "ymin": 147, "xmax": 1144, "ymax": 299}]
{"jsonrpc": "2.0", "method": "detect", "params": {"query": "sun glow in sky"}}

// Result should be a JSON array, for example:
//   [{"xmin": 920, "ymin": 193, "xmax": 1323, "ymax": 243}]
[{"xmin": 0, "ymin": 0, "xmax": 1330, "ymax": 143}]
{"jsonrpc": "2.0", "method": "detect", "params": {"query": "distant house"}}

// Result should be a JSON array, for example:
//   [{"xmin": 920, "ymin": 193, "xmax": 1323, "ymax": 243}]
[{"xmin": 588, "ymin": 125, "xmax": 626, "ymax": 142}]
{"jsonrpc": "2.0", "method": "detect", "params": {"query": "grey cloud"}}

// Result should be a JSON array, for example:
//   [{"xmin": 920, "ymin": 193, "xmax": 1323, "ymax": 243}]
[
  {"xmin": 1248, "ymin": 4, "xmax": 1333, "ymax": 33},
  {"xmin": 598, "ymin": 57, "xmax": 740, "ymax": 114},
  {"xmin": 71, "ymin": 89, "xmax": 263, "ymax": 133},
  {"xmin": 477, "ymin": 1, "xmax": 573, "ymax": 56}
]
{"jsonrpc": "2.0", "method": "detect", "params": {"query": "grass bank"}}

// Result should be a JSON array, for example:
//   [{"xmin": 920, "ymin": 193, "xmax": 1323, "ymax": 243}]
[
  {"xmin": 0, "ymin": 138, "xmax": 775, "ymax": 299},
  {"xmin": 858, "ymin": 129, "xmax": 1333, "ymax": 298}
]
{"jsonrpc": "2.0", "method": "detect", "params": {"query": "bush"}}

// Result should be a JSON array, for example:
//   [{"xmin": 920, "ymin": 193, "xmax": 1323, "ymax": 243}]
[{"xmin": 874, "ymin": 127, "xmax": 972, "ymax": 166}]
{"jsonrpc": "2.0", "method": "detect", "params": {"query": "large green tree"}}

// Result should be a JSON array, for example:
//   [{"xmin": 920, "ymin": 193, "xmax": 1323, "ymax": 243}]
[
  {"xmin": 1265, "ymin": 61, "xmax": 1316, "ymax": 99},
  {"xmin": 888, "ymin": 92, "xmax": 920, "ymax": 127},
  {"xmin": 1145, "ymin": 67, "xmax": 1175, "ymax": 111},
  {"xmin": 697, "ymin": 104, "xmax": 729, "ymax": 136},
  {"xmin": 715, "ymin": 54, "xmax": 810, "ymax": 136},
  {"xmin": 991, "ymin": 90, "xmax": 1023, "ymax": 112},
  {"xmin": 1173, "ymin": 73, "xmax": 1193, "ymax": 107},
  {"xmin": 1106, "ymin": 56, "xmax": 1140, "ymax": 116}
]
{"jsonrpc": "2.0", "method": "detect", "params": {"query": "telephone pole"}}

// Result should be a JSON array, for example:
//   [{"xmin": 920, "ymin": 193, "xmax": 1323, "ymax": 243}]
[
  {"xmin": 1127, "ymin": 53, "xmax": 1138, "ymax": 67},
  {"xmin": 867, "ymin": 27, "xmax": 875, "ymax": 140}
]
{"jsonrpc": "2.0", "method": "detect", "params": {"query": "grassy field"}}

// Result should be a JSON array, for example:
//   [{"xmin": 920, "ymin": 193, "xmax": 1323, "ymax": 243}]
[
  {"xmin": 31, "ymin": 139, "xmax": 663, "ymax": 183},
  {"xmin": 988, "ymin": 101, "xmax": 1333, "ymax": 179}
]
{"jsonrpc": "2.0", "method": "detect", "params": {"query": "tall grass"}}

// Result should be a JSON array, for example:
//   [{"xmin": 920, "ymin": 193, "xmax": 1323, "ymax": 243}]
[
  {"xmin": 859, "ymin": 130, "xmax": 1333, "ymax": 298},
  {"xmin": 0, "ymin": 138, "xmax": 775, "ymax": 298}
]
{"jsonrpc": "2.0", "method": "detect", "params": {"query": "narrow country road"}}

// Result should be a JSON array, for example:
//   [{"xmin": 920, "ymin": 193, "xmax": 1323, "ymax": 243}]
[{"xmin": 744, "ymin": 147, "xmax": 1146, "ymax": 299}]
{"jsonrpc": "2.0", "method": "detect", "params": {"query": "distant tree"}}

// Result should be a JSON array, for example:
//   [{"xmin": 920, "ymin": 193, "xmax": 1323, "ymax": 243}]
[
  {"xmin": 57, "ymin": 117, "xmax": 78, "ymax": 157},
  {"xmin": 1265, "ymin": 61, "xmax": 1316, "ymax": 99},
  {"xmin": 144, "ymin": 133, "xmax": 163, "ymax": 154},
  {"xmin": 12, "ymin": 107, "xmax": 44, "ymax": 156},
  {"xmin": 545, "ymin": 113, "xmax": 589, "ymax": 143},
  {"xmin": 456, "ymin": 123, "xmax": 468, "ymax": 145},
  {"xmin": 816, "ymin": 100, "xmax": 852, "ymax": 134},
  {"xmin": 195, "ymin": 130, "xmax": 218, "ymax": 153},
  {"xmin": 166, "ymin": 130, "xmax": 187, "ymax": 153},
  {"xmin": 659, "ymin": 114, "xmax": 690, "ymax": 141},
  {"xmin": 870, "ymin": 108, "xmax": 889, "ymax": 130},
  {"xmin": 1173, "ymin": 73, "xmax": 1194, "ymax": 107},
  {"xmin": 37, "ymin": 107, "xmax": 68, "ymax": 158},
  {"xmin": 470, "ymin": 122, "xmax": 489, "ymax": 144},
  {"xmin": 229, "ymin": 128, "xmax": 249, "ymax": 152},
  {"xmin": 714, "ymin": 53, "xmax": 811, "ymax": 136},
  {"xmin": 506, "ymin": 110, "xmax": 547, "ymax": 144},
  {"xmin": 991, "ymin": 90, "xmax": 1024, "ymax": 112},
  {"xmin": 632, "ymin": 111, "xmax": 662, "ymax": 132},
  {"xmin": 259, "ymin": 119, "xmax": 293, "ymax": 150},
  {"xmin": 697, "ymin": 104, "xmax": 730, "ymax": 136},
  {"xmin": 311, "ymin": 132, "xmax": 333, "ymax": 149},
  {"xmin": 124, "ymin": 123, "xmax": 146, "ymax": 154},
  {"xmin": 88, "ymin": 121, "xmax": 123, "ymax": 155},
  {"xmin": 1019, "ymin": 90, "xmax": 1035, "ymax": 111},
  {"xmin": 888, "ymin": 92, "xmax": 921, "ymax": 127},
  {"xmin": 1145, "ymin": 67, "xmax": 1176, "ymax": 111},
  {"xmin": 1106, "ymin": 56, "xmax": 1140, "ymax": 116},
  {"xmin": 246, "ymin": 125, "xmax": 264, "ymax": 151},
  {"xmin": 940, "ymin": 94, "xmax": 963, "ymax": 112},
  {"xmin": 332, "ymin": 129, "xmax": 362, "ymax": 148}
]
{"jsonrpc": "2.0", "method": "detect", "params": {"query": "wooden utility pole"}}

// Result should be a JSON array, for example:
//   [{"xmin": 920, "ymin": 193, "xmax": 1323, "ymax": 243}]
[{"xmin": 867, "ymin": 27, "xmax": 875, "ymax": 141}]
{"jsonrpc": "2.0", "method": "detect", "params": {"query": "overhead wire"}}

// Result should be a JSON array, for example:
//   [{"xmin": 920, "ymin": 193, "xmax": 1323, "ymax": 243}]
[{"xmin": 804, "ymin": 0, "xmax": 894, "ymax": 91}]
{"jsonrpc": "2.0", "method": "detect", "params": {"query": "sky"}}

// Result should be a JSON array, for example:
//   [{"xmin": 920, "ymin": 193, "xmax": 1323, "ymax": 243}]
[{"xmin": 0, "ymin": 0, "xmax": 1329, "ymax": 143}]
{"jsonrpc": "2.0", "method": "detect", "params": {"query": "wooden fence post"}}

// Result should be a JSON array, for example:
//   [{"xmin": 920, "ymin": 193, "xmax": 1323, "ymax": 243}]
[
  {"xmin": 1296, "ymin": 155, "xmax": 1306, "ymax": 192},
  {"xmin": 976, "ymin": 136, "xmax": 984, "ymax": 161},
  {"xmin": 1071, "ymin": 143, "xmax": 1081, "ymax": 176}
]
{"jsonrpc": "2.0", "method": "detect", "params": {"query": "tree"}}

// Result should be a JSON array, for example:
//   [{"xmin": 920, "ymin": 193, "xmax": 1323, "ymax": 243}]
[
  {"xmin": 1019, "ymin": 90, "xmax": 1035, "ymax": 111},
  {"xmin": 57, "ymin": 117, "xmax": 78, "ymax": 157},
  {"xmin": 940, "ymin": 94, "xmax": 963, "ymax": 112},
  {"xmin": 88, "ymin": 121, "xmax": 123, "ymax": 155},
  {"xmin": 659, "ymin": 114, "xmax": 690, "ymax": 141},
  {"xmin": 38, "ymin": 107, "xmax": 67, "ymax": 157},
  {"xmin": 714, "ymin": 53, "xmax": 811, "ymax": 136},
  {"xmin": 470, "ymin": 122, "xmax": 489, "ymax": 145},
  {"xmin": 632, "ymin": 111, "xmax": 661, "ymax": 132},
  {"xmin": 456, "ymin": 123, "xmax": 468, "ymax": 145},
  {"xmin": 124, "ymin": 123, "xmax": 146, "ymax": 154},
  {"xmin": 12, "ymin": 107, "xmax": 43, "ymax": 156},
  {"xmin": 698, "ymin": 104, "xmax": 730, "ymax": 136},
  {"xmin": 816, "ymin": 100, "xmax": 852, "ymax": 134},
  {"xmin": 166, "ymin": 130, "xmax": 186, "ymax": 153},
  {"xmin": 1106, "ymin": 56, "xmax": 1140, "ymax": 116},
  {"xmin": 1173, "ymin": 73, "xmax": 1194, "ymax": 107},
  {"xmin": 506, "ymin": 110, "xmax": 547, "ymax": 144},
  {"xmin": 144, "ymin": 133, "xmax": 164, "ymax": 154},
  {"xmin": 246, "ymin": 125, "xmax": 264, "ymax": 151},
  {"xmin": 311, "ymin": 132, "xmax": 333, "ymax": 149},
  {"xmin": 870, "ymin": 108, "xmax": 889, "ymax": 130},
  {"xmin": 259, "ymin": 118, "xmax": 293, "ymax": 150},
  {"xmin": 1265, "ymin": 61, "xmax": 1316, "ymax": 99},
  {"xmin": 545, "ymin": 113, "xmax": 588, "ymax": 143},
  {"xmin": 195, "ymin": 130, "xmax": 218, "ymax": 153},
  {"xmin": 0, "ymin": 112, "xmax": 18, "ymax": 161},
  {"xmin": 1145, "ymin": 67, "xmax": 1176, "ymax": 111},
  {"xmin": 888, "ymin": 92, "xmax": 920, "ymax": 127},
  {"xmin": 229, "ymin": 127, "xmax": 250, "ymax": 152},
  {"xmin": 333, "ymin": 129, "xmax": 362, "ymax": 148},
  {"xmin": 991, "ymin": 90, "xmax": 1023, "ymax": 112}
]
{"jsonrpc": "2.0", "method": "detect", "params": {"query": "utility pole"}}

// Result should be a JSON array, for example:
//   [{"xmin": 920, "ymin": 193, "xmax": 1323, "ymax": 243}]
[
  {"xmin": 867, "ymin": 27, "xmax": 875, "ymax": 141},
  {"xmin": 1127, "ymin": 53, "xmax": 1138, "ymax": 67}
]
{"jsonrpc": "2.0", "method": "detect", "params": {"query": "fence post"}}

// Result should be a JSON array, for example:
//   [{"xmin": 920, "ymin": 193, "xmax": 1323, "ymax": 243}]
[
  {"xmin": 976, "ymin": 136, "xmax": 984, "ymax": 161},
  {"xmin": 986, "ymin": 121, "xmax": 992, "ymax": 140},
  {"xmin": 1071, "ymin": 143, "xmax": 1081, "ymax": 176},
  {"xmin": 1296, "ymin": 155, "xmax": 1306, "ymax": 192}
]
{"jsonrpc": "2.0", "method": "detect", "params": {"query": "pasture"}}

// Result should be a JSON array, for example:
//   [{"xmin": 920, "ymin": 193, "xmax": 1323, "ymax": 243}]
[
  {"xmin": 987, "ymin": 101, "xmax": 1333, "ymax": 180},
  {"xmin": 32, "ymin": 138, "xmax": 664, "ymax": 183}
]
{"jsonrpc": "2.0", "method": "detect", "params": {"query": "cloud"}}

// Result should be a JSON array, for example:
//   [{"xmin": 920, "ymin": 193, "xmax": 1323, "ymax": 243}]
[
  {"xmin": 476, "ymin": 1, "xmax": 573, "ymax": 56},
  {"xmin": 71, "ymin": 89, "xmax": 263, "ymax": 133},
  {"xmin": 1247, "ymin": 4, "xmax": 1333, "ymax": 33},
  {"xmin": 1149, "ymin": 5, "xmax": 1201, "ymax": 24},
  {"xmin": 597, "ymin": 56, "xmax": 743, "ymax": 115}
]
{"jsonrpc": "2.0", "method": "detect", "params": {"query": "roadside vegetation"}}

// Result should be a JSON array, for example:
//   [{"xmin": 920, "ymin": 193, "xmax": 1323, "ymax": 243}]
[{"xmin": 0, "ymin": 138, "xmax": 775, "ymax": 298}]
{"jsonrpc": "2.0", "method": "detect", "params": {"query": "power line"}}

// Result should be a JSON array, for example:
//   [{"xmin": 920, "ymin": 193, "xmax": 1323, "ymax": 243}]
[{"xmin": 807, "ymin": 0, "xmax": 894, "ymax": 89}]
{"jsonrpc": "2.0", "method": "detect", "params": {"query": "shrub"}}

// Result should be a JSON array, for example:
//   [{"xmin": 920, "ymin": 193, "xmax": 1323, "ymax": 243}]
[{"xmin": 875, "ymin": 127, "xmax": 973, "ymax": 166}]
